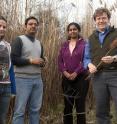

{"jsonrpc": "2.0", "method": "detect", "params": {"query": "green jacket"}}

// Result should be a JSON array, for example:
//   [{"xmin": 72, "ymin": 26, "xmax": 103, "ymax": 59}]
[{"xmin": 89, "ymin": 26, "xmax": 117, "ymax": 70}]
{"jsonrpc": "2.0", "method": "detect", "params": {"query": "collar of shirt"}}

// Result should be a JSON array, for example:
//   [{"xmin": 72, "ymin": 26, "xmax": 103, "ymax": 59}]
[
  {"xmin": 96, "ymin": 26, "xmax": 110, "ymax": 44},
  {"xmin": 25, "ymin": 34, "xmax": 35, "ymax": 42}
]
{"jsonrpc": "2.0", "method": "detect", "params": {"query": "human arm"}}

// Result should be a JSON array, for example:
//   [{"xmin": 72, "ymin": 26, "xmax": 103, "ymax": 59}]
[
  {"xmin": 58, "ymin": 47, "xmax": 67, "ymax": 73},
  {"xmin": 11, "ymin": 37, "xmax": 45, "ymax": 66},
  {"xmin": 9, "ymin": 63, "xmax": 16, "ymax": 95},
  {"xmin": 29, "ymin": 42, "xmax": 46, "ymax": 66},
  {"xmin": 63, "ymin": 71, "xmax": 71, "ymax": 79},
  {"xmin": 101, "ymin": 55, "xmax": 117, "ymax": 64},
  {"xmin": 83, "ymin": 41, "xmax": 97, "ymax": 73},
  {"xmin": 58, "ymin": 46, "xmax": 71, "ymax": 79},
  {"xmin": 11, "ymin": 37, "xmax": 30, "ymax": 66}
]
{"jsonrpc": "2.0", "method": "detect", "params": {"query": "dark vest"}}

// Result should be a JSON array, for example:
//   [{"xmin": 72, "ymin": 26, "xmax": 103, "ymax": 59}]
[{"xmin": 89, "ymin": 26, "xmax": 117, "ymax": 70}]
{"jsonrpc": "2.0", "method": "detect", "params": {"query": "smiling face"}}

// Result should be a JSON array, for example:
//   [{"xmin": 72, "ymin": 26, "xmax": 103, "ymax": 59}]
[
  {"xmin": 0, "ymin": 19, "xmax": 7, "ymax": 40},
  {"xmin": 95, "ymin": 12, "xmax": 110, "ymax": 32},
  {"xmin": 25, "ymin": 19, "xmax": 38, "ymax": 36},
  {"xmin": 67, "ymin": 24, "xmax": 79, "ymax": 39}
]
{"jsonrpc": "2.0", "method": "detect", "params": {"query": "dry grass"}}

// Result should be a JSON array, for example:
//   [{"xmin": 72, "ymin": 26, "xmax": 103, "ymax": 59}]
[{"xmin": 0, "ymin": 0, "xmax": 117, "ymax": 124}]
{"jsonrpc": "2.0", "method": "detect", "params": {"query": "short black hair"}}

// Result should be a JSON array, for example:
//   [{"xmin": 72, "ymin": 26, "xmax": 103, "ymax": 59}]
[
  {"xmin": 67, "ymin": 22, "xmax": 81, "ymax": 32},
  {"xmin": 25, "ymin": 16, "xmax": 39, "ymax": 25},
  {"xmin": 0, "ymin": 16, "xmax": 7, "ymax": 22}
]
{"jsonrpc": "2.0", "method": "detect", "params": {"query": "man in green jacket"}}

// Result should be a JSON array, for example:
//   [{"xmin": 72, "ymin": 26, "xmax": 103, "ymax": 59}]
[{"xmin": 84, "ymin": 7, "xmax": 117, "ymax": 124}]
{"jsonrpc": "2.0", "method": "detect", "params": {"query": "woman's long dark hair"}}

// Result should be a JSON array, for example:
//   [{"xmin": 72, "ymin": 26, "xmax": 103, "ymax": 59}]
[{"xmin": 67, "ymin": 22, "xmax": 81, "ymax": 40}]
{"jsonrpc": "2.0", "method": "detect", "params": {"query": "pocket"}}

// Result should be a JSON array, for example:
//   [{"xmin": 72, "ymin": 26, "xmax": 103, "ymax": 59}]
[{"xmin": 0, "ymin": 84, "xmax": 11, "ymax": 96}]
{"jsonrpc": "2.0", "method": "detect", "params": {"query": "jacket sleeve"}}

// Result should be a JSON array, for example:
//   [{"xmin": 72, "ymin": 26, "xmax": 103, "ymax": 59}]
[
  {"xmin": 11, "ymin": 37, "xmax": 30, "ymax": 66},
  {"xmin": 83, "ymin": 40, "xmax": 91, "ymax": 69},
  {"xmin": 9, "ymin": 63, "xmax": 16, "ymax": 95},
  {"xmin": 58, "ymin": 46, "xmax": 67, "ymax": 73}
]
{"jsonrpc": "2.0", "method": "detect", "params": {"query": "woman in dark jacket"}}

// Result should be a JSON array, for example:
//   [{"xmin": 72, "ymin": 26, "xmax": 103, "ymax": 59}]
[{"xmin": 58, "ymin": 22, "xmax": 89, "ymax": 124}]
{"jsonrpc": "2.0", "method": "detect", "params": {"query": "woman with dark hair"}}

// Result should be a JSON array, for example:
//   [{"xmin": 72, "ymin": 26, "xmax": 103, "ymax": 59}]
[{"xmin": 58, "ymin": 22, "xmax": 89, "ymax": 124}]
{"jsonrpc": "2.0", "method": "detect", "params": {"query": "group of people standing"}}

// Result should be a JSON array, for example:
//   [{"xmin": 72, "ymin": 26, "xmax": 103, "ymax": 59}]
[
  {"xmin": 0, "ymin": 7, "xmax": 117, "ymax": 124},
  {"xmin": 58, "ymin": 7, "xmax": 117, "ymax": 124},
  {"xmin": 0, "ymin": 16, "xmax": 45, "ymax": 124}
]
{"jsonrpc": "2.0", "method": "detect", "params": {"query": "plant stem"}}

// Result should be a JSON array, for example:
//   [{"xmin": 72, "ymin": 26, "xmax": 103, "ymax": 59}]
[{"xmin": 85, "ymin": 48, "xmax": 114, "ymax": 80}]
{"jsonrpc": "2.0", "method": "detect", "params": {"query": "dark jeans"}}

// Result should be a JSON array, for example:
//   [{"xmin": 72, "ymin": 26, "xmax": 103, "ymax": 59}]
[
  {"xmin": 0, "ymin": 84, "xmax": 11, "ymax": 124},
  {"xmin": 62, "ymin": 73, "xmax": 89, "ymax": 124},
  {"xmin": 93, "ymin": 71, "xmax": 117, "ymax": 124}
]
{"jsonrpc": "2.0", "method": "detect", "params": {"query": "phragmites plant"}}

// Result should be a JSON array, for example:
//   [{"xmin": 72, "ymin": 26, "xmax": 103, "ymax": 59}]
[
  {"xmin": 0, "ymin": 0, "xmax": 117, "ymax": 123},
  {"xmin": 86, "ymin": 38, "xmax": 117, "ymax": 80}
]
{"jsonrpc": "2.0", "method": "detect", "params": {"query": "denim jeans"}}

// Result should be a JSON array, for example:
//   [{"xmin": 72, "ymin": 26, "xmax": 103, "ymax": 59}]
[
  {"xmin": 0, "ymin": 84, "xmax": 11, "ymax": 124},
  {"xmin": 93, "ymin": 71, "xmax": 117, "ymax": 124},
  {"xmin": 12, "ymin": 75, "xmax": 43, "ymax": 124}
]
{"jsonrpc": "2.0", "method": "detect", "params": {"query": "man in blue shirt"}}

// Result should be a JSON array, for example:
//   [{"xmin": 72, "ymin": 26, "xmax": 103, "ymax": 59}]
[{"xmin": 84, "ymin": 7, "xmax": 117, "ymax": 124}]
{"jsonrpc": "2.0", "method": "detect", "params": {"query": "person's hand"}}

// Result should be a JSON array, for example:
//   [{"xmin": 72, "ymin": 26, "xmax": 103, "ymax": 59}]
[
  {"xmin": 69, "ymin": 72, "xmax": 77, "ymax": 80},
  {"xmin": 88, "ymin": 63, "xmax": 97, "ymax": 74},
  {"xmin": 11, "ymin": 94, "xmax": 16, "ymax": 99},
  {"xmin": 101, "ymin": 56, "xmax": 114, "ymax": 64},
  {"xmin": 29, "ymin": 58, "xmax": 44, "ymax": 65},
  {"xmin": 63, "ymin": 71, "xmax": 71, "ymax": 79},
  {"xmin": 40, "ymin": 56, "xmax": 48, "ymax": 67}
]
